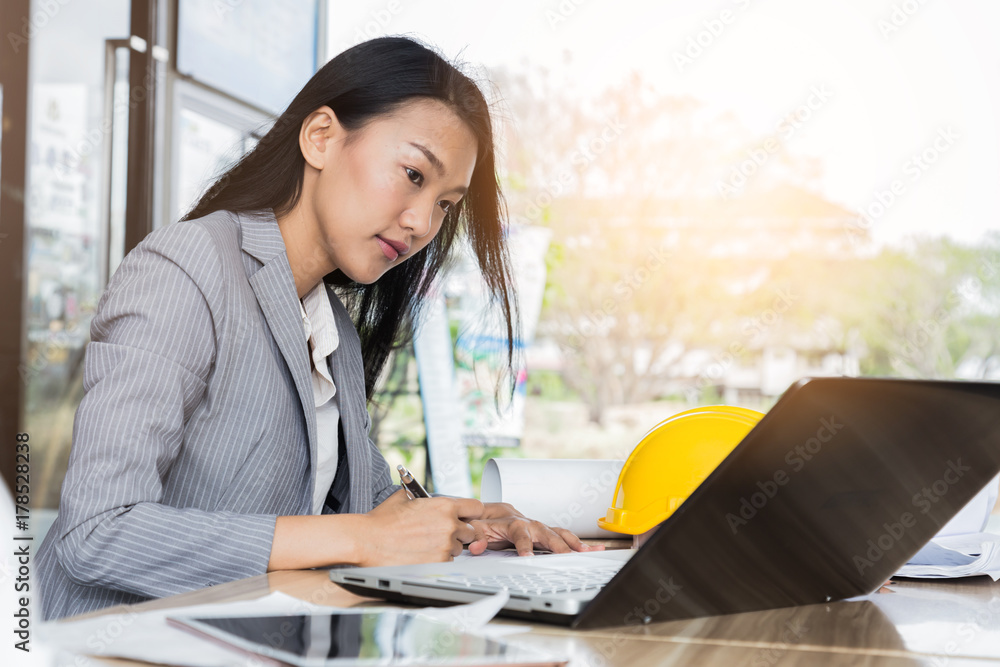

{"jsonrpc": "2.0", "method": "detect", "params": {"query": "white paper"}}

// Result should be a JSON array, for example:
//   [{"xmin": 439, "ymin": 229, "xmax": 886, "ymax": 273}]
[
  {"xmin": 481, "ymin": 458, "xmax": 625, "ymax": 538},
  {"xmin": 892, "ymin": 476, "xmax": 1000, "ymax": 580},
  {"xmin": 37, "ymin": 589, "xmax": 516, "ymax": 667},
  {"xmin": 896, "ymin": 533, "xmax": 1000, "ymax": 580}
]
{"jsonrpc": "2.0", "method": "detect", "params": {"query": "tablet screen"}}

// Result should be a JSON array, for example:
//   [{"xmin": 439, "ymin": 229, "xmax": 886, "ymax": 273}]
[{"xmin": 170, "ymin": 610, "xmax": 562, "ymax": 666}]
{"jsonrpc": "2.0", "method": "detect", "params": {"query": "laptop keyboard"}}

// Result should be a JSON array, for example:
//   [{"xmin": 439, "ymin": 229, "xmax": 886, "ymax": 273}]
[{"xmin": 436, "ymin": 566, "xmax": 621, "ymax": 595}]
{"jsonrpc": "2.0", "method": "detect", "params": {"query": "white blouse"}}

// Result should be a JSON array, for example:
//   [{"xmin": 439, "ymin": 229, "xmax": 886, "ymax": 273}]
[{"xmin": 298, "ymin": 282, "xmax": 340, "ymax": 515}]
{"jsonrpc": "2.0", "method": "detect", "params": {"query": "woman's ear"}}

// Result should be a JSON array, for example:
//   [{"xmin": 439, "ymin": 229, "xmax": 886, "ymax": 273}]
[{"xmin": 299, "ymin": 105, "xmax": 344, "ymax": 170}]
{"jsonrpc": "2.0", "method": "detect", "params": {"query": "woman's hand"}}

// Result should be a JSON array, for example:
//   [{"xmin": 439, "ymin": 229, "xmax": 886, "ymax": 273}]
[
  {"xmin": 268, "ymin": 494, "xmax": 600, "ymax": 571},
  {"xmin": 465, "ymin": 502, "xmax": 606, "ymax": 557},
  {"xmin": 357, "ymin": 489, "xmax": 484, "ymax": 566}
]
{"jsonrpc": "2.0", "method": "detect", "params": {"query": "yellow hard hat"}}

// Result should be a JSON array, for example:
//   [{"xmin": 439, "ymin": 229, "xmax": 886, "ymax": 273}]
[{"xmin": 597, "ymin": 405, "xmax": 764, "ymax": 535}]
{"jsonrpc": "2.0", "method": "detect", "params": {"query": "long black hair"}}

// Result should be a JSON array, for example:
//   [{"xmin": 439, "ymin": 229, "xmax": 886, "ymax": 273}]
[{"xmin": 183, "ymin": 36, "xmax": 519, "ymax": 402}]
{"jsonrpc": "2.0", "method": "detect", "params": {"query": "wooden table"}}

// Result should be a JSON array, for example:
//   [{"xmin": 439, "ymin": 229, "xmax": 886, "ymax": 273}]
[{"xmin": 68, "ymin": 553, "xmax": 1000, "ymax": 667}]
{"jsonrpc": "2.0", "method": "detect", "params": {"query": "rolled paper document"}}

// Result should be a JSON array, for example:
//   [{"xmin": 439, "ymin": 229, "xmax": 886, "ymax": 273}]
[{"xmin": 481, "ymin": 458, "xmax": 626, "ymax": 538}]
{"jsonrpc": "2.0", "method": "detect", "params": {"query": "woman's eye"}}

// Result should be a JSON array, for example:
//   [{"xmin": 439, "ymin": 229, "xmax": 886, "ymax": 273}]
[
  {"xmin": 405, "ymin": 167, "xmax": 423, "ymax": 186},
  {"xmin": 438, "ymin": 200, "xmax": 455, "ymax": 215}
]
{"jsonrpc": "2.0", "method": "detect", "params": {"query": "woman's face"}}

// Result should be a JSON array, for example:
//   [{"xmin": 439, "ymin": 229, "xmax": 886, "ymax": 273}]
[{"xmin": 304, "ymin": 98, "xmax": 478, "ymax": 285}]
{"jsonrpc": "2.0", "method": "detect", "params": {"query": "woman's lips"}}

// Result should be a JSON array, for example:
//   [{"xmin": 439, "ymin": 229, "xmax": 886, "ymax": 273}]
[{"xmin": 376, "ymin": 236, "xmax": 399, "ymax": 261}]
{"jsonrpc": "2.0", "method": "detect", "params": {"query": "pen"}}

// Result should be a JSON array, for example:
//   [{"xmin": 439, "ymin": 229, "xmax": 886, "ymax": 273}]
[{"xmin": 397, "ymin": 464, "xmax": 430, "ymax": 499}]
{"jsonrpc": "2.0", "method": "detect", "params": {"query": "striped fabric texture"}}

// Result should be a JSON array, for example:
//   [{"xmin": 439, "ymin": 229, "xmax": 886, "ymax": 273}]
[{"xmin": 36, "ymin": 209, "xmax": 399, "ymax": 620}]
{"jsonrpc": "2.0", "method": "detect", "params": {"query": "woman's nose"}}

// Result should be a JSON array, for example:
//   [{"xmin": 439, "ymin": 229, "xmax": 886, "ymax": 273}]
[{"xmin": 400, "ymin": 203, "xmax": 434, "ymax": 238}]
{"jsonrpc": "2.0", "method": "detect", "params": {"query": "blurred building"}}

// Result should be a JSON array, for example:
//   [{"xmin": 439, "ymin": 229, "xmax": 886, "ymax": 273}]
[
  {"xmin": 535, "ymin": 184, "xmax": 865, "ymax": 405},
  {"xmin": 596, "ymin": 183, "xmax": 865, "ymax": 259}
]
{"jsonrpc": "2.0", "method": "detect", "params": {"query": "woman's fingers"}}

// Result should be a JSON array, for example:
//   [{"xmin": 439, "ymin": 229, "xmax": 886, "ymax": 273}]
[
  {"xmin": 466, "ymin": 523, "xmax": 490, "ymax": 555},
  {"xmin": 456, "ymin": 521, "xmax": 477, "ymax": 545},
  {"xmin": 530, "ymin": 522, "xmax": 575, "ymax": 554},
  {"xmin": 452, "ymin": 496, "xmax": 485, "ymax": 520},
  {"xmin": 506, "ymin": 521, "xmax": 537, "ymax": 557},
  {"xmin": 550, "ymin": 526, "xmax": 604, "ymax": 552},
  {"xmin": 488, "ymin": 519, "xmax": 604, "ymax": 556},
  {"xmin": 500, "ymin": 519, "xmax": 566, "ymax": 556},
  {"xmin": 475, "ymin": 503, "xmax": 600, "ymax": 555}
]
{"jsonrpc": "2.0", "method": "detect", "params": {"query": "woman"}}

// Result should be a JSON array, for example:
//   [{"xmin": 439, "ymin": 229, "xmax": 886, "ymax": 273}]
[{"xmin": 37, "ymin": 36, "xmax": 599, "ymax": 621}]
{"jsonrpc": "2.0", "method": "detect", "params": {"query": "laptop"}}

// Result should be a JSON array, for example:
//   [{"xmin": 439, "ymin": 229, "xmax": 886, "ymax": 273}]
[{"xmin": 330, "ymin": 377, "xmax": 1000, "ymax": 629}]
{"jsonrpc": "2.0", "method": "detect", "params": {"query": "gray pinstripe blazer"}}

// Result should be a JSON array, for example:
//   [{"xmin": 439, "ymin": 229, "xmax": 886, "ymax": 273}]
[{"xmin": 36, "ymin": 209, "xmax": 399, "ymax": 620}]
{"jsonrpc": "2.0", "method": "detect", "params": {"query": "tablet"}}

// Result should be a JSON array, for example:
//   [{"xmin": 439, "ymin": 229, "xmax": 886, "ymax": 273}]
[{"xmin": 167, "ymin": 609, "xmax": 566, "ymax": 666}]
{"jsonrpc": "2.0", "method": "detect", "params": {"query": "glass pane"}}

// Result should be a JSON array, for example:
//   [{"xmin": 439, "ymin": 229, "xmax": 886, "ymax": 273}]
[
  {"xmin": 24, "ymin": 0, "xmax": 130, "ymax": 509},
  {"xmin": 107, "ymin": 46, "xmax": 131, "ymax": 278},
  {"xmin": 177, "ymin": 0, "xmax": 318, "ymax": 113},
  {"xmin": 173, "ymin": 107, "xmax": 244, "ymax": 222}
]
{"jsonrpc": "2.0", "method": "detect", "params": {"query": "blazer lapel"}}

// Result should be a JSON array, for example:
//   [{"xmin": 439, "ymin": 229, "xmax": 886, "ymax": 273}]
[
  {"xmin": 237, "ymin": 210, "xmax": 317, "ymax": 512},
  {"xmin": 325, "ymin": 284, "xmax": 373, "ymax": 515}
]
